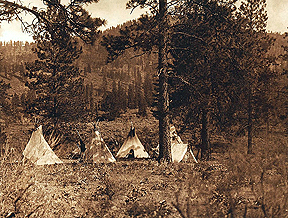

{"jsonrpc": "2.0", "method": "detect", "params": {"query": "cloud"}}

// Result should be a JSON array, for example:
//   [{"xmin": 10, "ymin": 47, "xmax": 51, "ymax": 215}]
[
  {"xmin": 86, "ymin": 0, "xmax": 145, "ymax": 29},
  {"xmin": 0, "ymin": 20, "xmax": 33, "ymax": 42},
  {"xmin": 0, "ymin": 0, "xmax": 287, "ymax": 42},
  {"xmin": 267, "ymin": 0, "xmax": 288, "ymax": 32}
]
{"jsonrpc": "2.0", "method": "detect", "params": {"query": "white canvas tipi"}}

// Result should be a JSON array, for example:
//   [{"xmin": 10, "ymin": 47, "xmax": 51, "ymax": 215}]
[
  {"xmin": 116, "ymin": 126, "xmax": 150, "ymax": 158},
  {"xmin": 85, "ymin": 128, "xmax": 116, "ymax": 163},
  {"xmin": 23, "ymin": 125, "xmax": 63, "ymax": 165},
  {"xmin": 170, "ymin": 125, "xmax": 198, "ymax": 163}
]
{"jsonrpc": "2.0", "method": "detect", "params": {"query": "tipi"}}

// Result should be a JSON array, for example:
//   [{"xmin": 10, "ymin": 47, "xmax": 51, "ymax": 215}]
[
  {"xmin": 116, "ymin": 125, "xmax": 150, "ymax": 158},
  {"xmin": 85, "ymin": 125, "xmax": 116, "ymax": 163},
  {"xmin": 170, "ymin": 125, "xmax": 198, "ymax": 163},
  {"xmin": 23, "ymin": 125, "xmax": 63, "ymax": 165}
]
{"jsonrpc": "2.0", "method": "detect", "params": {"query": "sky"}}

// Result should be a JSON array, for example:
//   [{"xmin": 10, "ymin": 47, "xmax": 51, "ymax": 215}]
[{"xmin": 0, "ymin": 0, "xmax": 287, "ymax": 42}]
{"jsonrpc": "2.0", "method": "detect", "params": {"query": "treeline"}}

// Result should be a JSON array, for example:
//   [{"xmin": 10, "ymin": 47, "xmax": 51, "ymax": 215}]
[
  {"xmin": 1, "ymin": 0, "xmax": 288, "ymax": 160},
  {"xmin": 1, "ymin": 29, "xmax": 288, "ymax": 127},
  {"xmin": 0, "ymin": 33, "xmax": 157, "ymax": 125},
  {"xmin": 0, "ymin": 41, "xmax": 36, "ymax": 81},
  {"xmin": 100, "ymin": 69, "xmax": 154, "ymax": 119},
  {"xmin": 99, "ymin": 0, "xmax": 288, "ymax": 160},
  {"xmin": 71, "ymin": 33, "xmax": 159, "ymax": 120}
]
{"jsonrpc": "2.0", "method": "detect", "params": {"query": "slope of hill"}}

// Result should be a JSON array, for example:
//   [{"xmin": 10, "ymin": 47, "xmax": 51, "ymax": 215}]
[{"xmin": 0, "ymin": 72, "xmax": 28, "ymax": 95}]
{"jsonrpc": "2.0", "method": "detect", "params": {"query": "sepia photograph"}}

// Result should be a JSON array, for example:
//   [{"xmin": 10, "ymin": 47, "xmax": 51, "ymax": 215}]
[{"xmin": 0, "ymin": 0, "xmax": 287, "ymax": 217}]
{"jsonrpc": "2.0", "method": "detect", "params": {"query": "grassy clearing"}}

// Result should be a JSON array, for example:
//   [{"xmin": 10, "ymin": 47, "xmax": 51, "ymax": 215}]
[
  {"xmin": 0, "ymin": 118, "xmax": 287, "ymax": 217},
  {"xmin": 0, "ymin": 160, "xmax": 199, "ymax": 217}
]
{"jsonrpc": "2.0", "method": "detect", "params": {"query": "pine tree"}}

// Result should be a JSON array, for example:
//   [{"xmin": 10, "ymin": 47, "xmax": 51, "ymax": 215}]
[
  {"xmin": 102, "ymin": 0, "xmax": 172, "ymax": 162},
  {"xmin": 101, "ymin": 74, "xmax": 108, "ymax": 95},
  {"xmin": 236, "ymin": 0, "xmax": 274, "ymax": 154},
  {"xmin": 25, "ymin": 2, "xmax": 103, "ymax": 130},
  {"xmin": 170, "ymin": 0, "xmax": 240, "ymax": 160},
  {"xmin": 0, "ymin": 0, "xmax": 104, "ymax": 44},
  {"xmin": 0, "ymin": 80, "xmax": 11, "ymax": 117},
  {"xmin": 117, "ymin": 80, "xmax": 127, "ymax": 111},
  {"xmin": 138, "ymin": 89, "xmax": 147, "ymax": 116},
  {"xmin": 128, "ymin": 83, "xmax": 136, "ymax": 109},
  {"xmin": 166, "ymin": 0, "xmax": 274, "ymax": 159},
  {"xmin": 89, "ymin": 83, "xmax": 96, "ymax": 115},
  {"xmin": 101, "ymin": 80, "xmax": 126, "ymax": 119},
  {"xmin": 143, "ymin": 72, "xmax": 153, "ymax": 106}
]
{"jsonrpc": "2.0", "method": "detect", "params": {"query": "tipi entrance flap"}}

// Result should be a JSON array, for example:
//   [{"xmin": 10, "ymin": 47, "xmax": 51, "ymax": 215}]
[
  {"xmin": 23, "ymin": 125, "xmax": 63, "ymax": 165},
  {"xmin": 116, "ymin": 127, "xmax": 150, "ymax": 158}
]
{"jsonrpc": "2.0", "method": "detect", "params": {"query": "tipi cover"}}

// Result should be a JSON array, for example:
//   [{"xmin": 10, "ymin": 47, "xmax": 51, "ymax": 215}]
[
  {"xmin": 116, "ymin": 126, "xmax": 150, "ymax": 158},
  {"xmin": 23, "ymin": 125, "xmax": 63, "ymax": 165},
  {"xmin": 86, "ymin": 129, "xmax": 116, "ymax": 163},
  {"xmin": 170, "ymin": 125, "xmax": 198, "ymax": 163}
]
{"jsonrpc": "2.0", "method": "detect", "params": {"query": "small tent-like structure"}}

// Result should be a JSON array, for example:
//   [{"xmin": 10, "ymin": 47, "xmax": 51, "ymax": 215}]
[
  {"xmin": 23, "ymin": 125, "xmax": 63, "ymax": 165},
  {"xmin": 116, "ymin": 125, "xmax": 150, "ymax": 159},
  {"xmin": 85, "ymin": 127, "xmax": 116, "ymax": 163},
  {"xmin": 170, "ymin": 125, "xmax": 198, "ymax": 163}
]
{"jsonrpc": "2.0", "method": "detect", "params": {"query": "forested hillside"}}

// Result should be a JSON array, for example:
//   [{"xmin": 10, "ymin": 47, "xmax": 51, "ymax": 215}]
[
  {"xmin": 0, "ymin": 24, "xmax": 159, "ymax": 123},
  {"xmin": 0, "ymin": 31, "xmax": 287, "ymax": 125},
  {"xmin": 1, "ymin": 30, "xmax": 287, "ymax": 122},
  {"xmin": 0, "ymin": 21, "xmax": 288, "ymax": 154}
]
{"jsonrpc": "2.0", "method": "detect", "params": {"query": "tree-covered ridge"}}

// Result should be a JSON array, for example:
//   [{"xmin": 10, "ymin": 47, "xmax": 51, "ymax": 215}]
[
  {"xmin": 0, "ymin": 30, "xmax": 287, "ymax": 124},
  {"xmin": 0, "ymin": 8, "xmax": 287, "ymax": 143},
  {"xmin": 0, "ymin": 27, "xmax": 159, "ymax": 124},
  {"xmin": 100, "ymin": 0, "xmax": 279, "ymax": 160}
]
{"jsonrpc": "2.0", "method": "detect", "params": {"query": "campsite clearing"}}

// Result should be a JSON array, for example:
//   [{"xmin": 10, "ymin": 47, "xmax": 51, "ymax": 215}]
[{"xmin": 0, "ymin": 119, "xmax": 287, "ymax": 217}]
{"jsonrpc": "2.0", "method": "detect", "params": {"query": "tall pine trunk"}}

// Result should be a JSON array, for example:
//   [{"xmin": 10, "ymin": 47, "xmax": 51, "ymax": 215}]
[
  {"xmin": 201, "ymin": 108, "xmax": 210, "ymax": 160},
  {"xmin": 157, "ymin": 0, "xmax": 171, "ymax": 162},
  {"xmin": 247, "ymin": 90, "xmax": 253, "ymax": 154}
]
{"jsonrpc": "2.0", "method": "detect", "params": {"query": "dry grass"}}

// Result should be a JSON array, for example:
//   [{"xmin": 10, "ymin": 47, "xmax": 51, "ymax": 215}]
[
  {"xmin": 0, "ymin": 119, "xmax": 287, "ymax": 217},
  {"xmin": 0, "ymin": 159, "xmax": 198, "ymax": 217}
]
